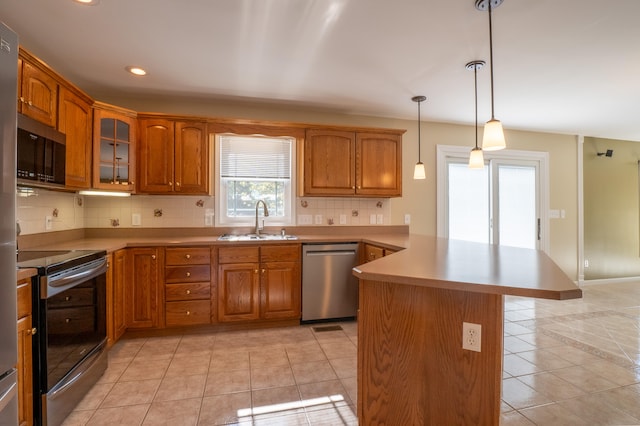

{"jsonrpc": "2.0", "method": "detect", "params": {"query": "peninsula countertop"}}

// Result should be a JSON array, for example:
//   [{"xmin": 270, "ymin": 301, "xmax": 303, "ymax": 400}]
[{"xmin": 353, "ymin": 234, "xmax": 581, "ymax": 300}]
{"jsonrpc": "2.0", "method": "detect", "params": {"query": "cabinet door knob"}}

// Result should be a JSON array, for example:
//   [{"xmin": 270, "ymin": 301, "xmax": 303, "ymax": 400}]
[
  {"xmin": 186, "ymin": 311, "xmax": 191, "ymax": 316},
  {"xmin": 65, "ymin": 318, "xmax": 71, "ymax": 323},
  {"xmin": 29, "ymin": 327, "xmax": 37, "ymax": 335},
  {"xmin": 186, "ymin": 290, "xmax": 191, "ymax": 295},
  {"xmin": 176, "ymin": 182, "xmax": 180, "ymax": 186},
  {"xmin": 169, "ymin": 182, "xmax": 173, "ymax": 186},
  {"xmin": 151, "ymin": 254, "xmax": 156, "ymax": 260},
  {"xmin": 254, "ymin": 269, "xmax": 258, "ymax": 274},
  {"xmin": 19, "ymin": 97, "xmax": 24, "ymax": 103},
  {"xmin": 186, "ymin": 272, "xmax": 191, "ymax": 277},
  {"xmin": 28, "ymin": 100, "xmax": 33, "ymax": 106},
  {"xmin": 185, "ymin": 254, "xmax": 191, "ymax": 259},
  {"xmin": 261, "ymin": 269, "xmax": 265, "ymax": 274}
]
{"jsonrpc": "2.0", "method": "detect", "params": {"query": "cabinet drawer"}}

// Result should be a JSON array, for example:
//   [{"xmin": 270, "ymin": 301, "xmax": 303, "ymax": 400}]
[
  {"xmin": 166, "ymin": 282, "xmax": 211, "ymax": 301},
  {"xmin": 48, "ymin": 306, "xmax": 95, "ymax": 334},
  {"xmin": 165, "ymin": 248, "xmax": 211, "ymax": 265},
  {"xmin": 165, "ymin": 265, "xmax": 211, "ymax": 283},
  {"xmin": 48, "ymin": 287, "xmax": 94, "ymax": 308},
  {"xmin": 219, "ymin": 246, "xmax": 259, "ymax": 264},
  {"xmin": 17, "ymin": 281, "xmax": 32, "ymax": 320},
  {"xmin": 261, "ymin": 244, "xmax": 300, "ymax": 262},
  {"xmin": 166, "ymin": 300, "xmax": 211, "ymax": 326}
]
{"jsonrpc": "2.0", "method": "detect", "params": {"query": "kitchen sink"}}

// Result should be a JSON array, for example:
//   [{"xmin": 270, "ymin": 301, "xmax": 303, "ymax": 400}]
[{"xmin": 217, "ymin": 233, "xmax": 298, "ymax": 241}]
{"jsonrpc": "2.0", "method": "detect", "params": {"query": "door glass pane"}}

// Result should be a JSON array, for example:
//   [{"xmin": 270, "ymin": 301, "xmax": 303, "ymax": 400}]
[
  {"xmin": 498, "ymin": 165, "xmax": 536, "ymax": 249},
  {"xmin": 448, "ymin": 163, "xmax": 490, "ymax": 244}
]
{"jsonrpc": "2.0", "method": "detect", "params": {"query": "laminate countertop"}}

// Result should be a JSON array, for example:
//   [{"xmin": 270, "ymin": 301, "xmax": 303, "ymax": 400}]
[{"xmin": 353, "ymin": 234, "xmax": 581, "ymax": 300}]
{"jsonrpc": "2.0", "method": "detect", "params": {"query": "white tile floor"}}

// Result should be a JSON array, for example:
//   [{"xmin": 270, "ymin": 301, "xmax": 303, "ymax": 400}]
[{"xmin": 62, "ymin": 282, "xmax": 640, "ymax": 425}]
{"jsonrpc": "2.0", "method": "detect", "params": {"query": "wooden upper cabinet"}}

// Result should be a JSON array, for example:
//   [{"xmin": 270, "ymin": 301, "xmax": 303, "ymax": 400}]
[
  {"xmin": 175, "ymin": 121, "xmax": 209, "ymax": 194},
  {"xmin": 58, "ymin": 86, "xmax": 93, "ymax": 188},
  {"xmin": 92, "ymin": 103, "xmax": 136, "ymax": 192},
  {"xmin": 138, "ymin": 118, "xmax": 175, "ymax": 193},
  {"xmin": 303, "ymin": 129, "xmax": 402, "ymax": 197},
  {"xmin": 138, "ymin": 117, "xmax": 209, "ymax": 194},
  {"xmin": 356, "ymin": 132, "xmax": 402, "ymax": 197},
  {"xmin": 304, "ymin": 129, "xmax": 357, "ymax": 196},
  {"xmin": 18, "ymin": 56, "xmax": 58, "ymax": 127}
]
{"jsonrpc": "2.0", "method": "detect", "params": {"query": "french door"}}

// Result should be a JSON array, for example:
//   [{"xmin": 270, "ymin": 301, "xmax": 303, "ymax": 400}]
[{"xmin": 437, "ymin": 146, "xmax": 548, "ymax": 251}]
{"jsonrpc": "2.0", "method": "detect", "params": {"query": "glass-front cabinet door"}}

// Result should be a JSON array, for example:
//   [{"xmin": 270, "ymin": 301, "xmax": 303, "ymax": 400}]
[{"xmin": 92, "ymin": 102, "xmax": 136, "ymax": 191}]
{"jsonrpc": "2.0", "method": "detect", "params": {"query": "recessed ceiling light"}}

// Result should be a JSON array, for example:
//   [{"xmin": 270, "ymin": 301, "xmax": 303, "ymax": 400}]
[
  {"xmin": 125, "ymin": 66, "xmax": 147, "ymax": 76},
  {"xmin": 73, "ymin": 0, "xmax": 100, "ymax": 5}
]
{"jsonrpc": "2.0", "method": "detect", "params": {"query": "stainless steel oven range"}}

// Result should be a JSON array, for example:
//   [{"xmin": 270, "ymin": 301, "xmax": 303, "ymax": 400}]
[{"xmin": 17, "ymin": 249, "xmax": 108, "ymax": 426}]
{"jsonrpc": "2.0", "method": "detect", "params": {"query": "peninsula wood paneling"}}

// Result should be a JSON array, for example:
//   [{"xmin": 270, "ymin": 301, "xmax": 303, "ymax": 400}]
[{"xmin": 358, "ymin": 279, "xmax": 503, "ymax": 425}]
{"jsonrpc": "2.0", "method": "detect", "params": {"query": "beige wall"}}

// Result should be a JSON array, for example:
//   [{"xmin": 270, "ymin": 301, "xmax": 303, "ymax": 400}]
[
  {"xmin": 584, "ymin": 137, "xmax": 640, "ymax": 279},
  {"xmin": 22, "ymin": 94, "xmax": 581, "ymax": 280}
]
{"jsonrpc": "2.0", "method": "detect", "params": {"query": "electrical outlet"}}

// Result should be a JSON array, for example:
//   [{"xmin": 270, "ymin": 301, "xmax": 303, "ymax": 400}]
[
  {"xmin": 132, "ymin": 213, "xmax": 141, "ymax": 226},
  {"xmin": 45, "ymin": 215, "xmax": 52, "ymax": 230},
  {"xmin": 314, "ymin": 214, "xmax": 323, "ymax": 225},
  {"xmin": 369, "ymin": 214, "xmax": 376, "ymax": 224},
  {"xmin": 204, "ymin": 209, "xmax": 215, "ymax": 227},
  {"xmin": 462, "ymin": 322, "xmax": 481, "ymax": 352},
  {"xmin": 339, "ymin": 214, "xmax": 347, "ymax": 225},
  {"xmin": 298, "ymin": 214, "xmax": 312, "ymax": 225},
  {"xmin": 584, "ymin": 259, "xmax": 589, "ymax": 268},
  {"xmin": 376, "ymin": 214, "xmax": 383, "ymax": 224},
  {"xmin": 404, "ymin": 214, "xmax": 411, "ymax": 225}
]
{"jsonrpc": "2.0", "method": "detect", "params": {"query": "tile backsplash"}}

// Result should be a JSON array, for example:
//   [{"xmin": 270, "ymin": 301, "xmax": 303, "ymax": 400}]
[{"xmin": 16, "ymin": 188, "xmax": 390, "ymax": 235}]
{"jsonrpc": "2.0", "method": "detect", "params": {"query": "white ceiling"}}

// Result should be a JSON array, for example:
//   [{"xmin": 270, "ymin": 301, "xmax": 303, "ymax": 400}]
[{"xmin": 2, "ymin": 0, "xmax": 639, "ymax": 141}]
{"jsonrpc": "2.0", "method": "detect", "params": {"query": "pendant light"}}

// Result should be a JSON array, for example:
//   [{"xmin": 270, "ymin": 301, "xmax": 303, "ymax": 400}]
[
  {"xmin": 411, "ymin": 95, "xmax": 427, "ymax": 180},
  {"xmin": 466, "ymin": 60, "xmax": 485, "ymax": 169},
  {"xmin": 476, "ymin": 0, "xmax": 506, "ymax": 151}
]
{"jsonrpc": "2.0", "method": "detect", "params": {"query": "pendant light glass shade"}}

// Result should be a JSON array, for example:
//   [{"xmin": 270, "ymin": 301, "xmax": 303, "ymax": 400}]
[
  {"xmin": 476, "ymin": 0, "xmax": 506, "ymax": 151},
  {"xmin": 482, "ymin": 118, "xmax": 506, "ymax": 150},
  {"xmin": 468, "ymin": 147, "xmax": 484, "ymax": 169},
  {"xmin": 411, "ymin": 95, "xmax": 427, "ymax": 180}
]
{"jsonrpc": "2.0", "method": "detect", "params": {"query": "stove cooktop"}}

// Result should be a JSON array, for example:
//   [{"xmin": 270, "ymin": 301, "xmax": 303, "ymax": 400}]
[{"xmin": 17, "ymin": 249, "xmax": 107, "ymax": 274}]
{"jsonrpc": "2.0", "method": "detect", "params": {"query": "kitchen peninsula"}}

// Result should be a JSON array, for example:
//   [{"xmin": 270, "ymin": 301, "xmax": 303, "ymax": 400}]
[{"xmin": 353, "ymin": 235, "xmax": 581, "ymax": 425}]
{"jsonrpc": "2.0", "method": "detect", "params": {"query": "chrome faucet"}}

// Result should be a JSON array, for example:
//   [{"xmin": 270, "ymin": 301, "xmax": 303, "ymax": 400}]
[{"xmin": 255, "ymin": 200, "xmax": 269, "ymax": 235}]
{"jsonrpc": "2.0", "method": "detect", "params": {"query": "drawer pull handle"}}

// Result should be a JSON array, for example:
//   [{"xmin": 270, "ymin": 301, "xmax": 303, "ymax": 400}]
[
  {"xmin": 186, "ymin": 272, "xmax": 191, "ymax": 277},
  {"xmin": 65, "ymin": 318, "xmax": 71, "ymax": 323},
  {"xmin": 185, "ymin": 254, "xmax": 191, "ymax": 259},
  {"xmin": 186, "ymin": 290, "xmax": 191, "ymax": 295}
]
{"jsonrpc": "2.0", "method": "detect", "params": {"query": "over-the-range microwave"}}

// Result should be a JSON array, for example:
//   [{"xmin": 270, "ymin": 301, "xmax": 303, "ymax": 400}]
[{"xmin": 17, "ymin": 113, "xmax": 66, "ymax": 189}]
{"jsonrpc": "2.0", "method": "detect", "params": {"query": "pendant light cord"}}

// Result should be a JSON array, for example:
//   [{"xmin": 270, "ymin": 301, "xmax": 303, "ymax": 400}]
[
  {"xmin": 417, "ymin": 100, "xmax": 422, "ymax": 162},
  {"xmin": 488, "ymin": 1, "xmax": 496, "ymax": 120},
  {"xmin": 474, "ymin": 65, "xmax": 479, "ymax": 149}
]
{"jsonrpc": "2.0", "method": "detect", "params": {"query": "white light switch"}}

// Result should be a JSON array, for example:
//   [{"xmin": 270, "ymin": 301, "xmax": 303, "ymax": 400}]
[
  {"xmin": 132, "ymin": 213, "xmax": 141, "ymax": 226},
  {"xmin": 314, "ymin": 214, "xmax": 323, "ymax": 225}
]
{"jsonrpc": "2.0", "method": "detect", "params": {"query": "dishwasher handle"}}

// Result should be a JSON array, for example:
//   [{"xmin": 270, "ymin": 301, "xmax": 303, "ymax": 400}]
[{"xmin": 305, "ymin": 250, "xmax": 357, "ymax": 256}]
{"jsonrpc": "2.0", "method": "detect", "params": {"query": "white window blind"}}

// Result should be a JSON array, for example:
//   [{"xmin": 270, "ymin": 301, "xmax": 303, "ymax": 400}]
[{"xmin": 220, "ymin": 136, "xmax": 291, "ymax": 179}]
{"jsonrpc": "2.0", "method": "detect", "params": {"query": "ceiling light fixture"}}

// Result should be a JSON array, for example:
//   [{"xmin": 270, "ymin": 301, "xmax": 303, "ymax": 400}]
[
  {"xmin": 125, "ymin": 66, "xmax": 147, "ymax": 76},
  {"xmin": 73, "ymin": 0, "xmax": 100, "ymax": 5},
  {"xmin": 411, "ymin": 95, "xmax": 427, "ymax": 180},
  {"xmin": 466, "ymin": 60, "xmax": 486, "ymax": 169},
  {"xmin": 476, "ymin": 0, "xmax": 506, "ymax": 151}
]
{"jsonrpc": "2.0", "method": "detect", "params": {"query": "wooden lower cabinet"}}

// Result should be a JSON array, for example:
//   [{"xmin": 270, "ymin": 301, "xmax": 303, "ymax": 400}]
[
  {"xmin": 218, "ymin": 262, "xmax": 260, "ymax": 322},
  {"xmin": 127, "ymin": 247, "xmax": 161, "ymax": 329},
  {"xmin": 107, "ymin": 250, "xmax": 127, "ymax": 346},
  {"xmin": 164, "ymin": 247, "xmax": 213, "ymax": 327},
  {"xmin": 218, "ymin": 245, "xmax": 300, "ymax": 323},
  {"xmin": 17, "ymin": 277, "xmax": 34, "ymax": 426}
]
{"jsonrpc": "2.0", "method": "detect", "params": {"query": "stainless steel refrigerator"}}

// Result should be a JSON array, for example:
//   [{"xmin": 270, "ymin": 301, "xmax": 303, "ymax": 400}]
[{"xmin": 0, "ymin": 21, "xmax": 18, "ymax": 426}]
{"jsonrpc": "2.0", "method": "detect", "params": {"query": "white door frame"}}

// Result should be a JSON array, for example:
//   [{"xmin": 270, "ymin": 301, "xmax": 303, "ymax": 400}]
[{"xmin": 436, "ymin": 145, "xmax": 550, "ymax": 254}]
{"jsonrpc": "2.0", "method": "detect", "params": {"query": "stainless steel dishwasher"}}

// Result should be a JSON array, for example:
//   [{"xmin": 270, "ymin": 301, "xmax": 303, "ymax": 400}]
[{"xmin": 302, "ymin": 243, "xmax": 360, "ymax": 322}]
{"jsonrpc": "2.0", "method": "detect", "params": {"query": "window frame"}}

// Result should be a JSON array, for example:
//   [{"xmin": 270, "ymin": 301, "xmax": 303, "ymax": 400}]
[{"xmin": 214, "ymin": 133, "xmax": 298, "ymax": 227}]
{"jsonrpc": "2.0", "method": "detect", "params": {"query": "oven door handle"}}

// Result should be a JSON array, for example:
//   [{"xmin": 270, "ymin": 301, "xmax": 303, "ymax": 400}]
[{"xmin": 47, "ymin": 257, "xmax": 107, "ymax": 290}]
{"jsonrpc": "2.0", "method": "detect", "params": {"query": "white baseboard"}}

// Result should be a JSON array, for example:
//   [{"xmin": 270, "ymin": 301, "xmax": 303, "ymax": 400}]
[{"xmin": 580, "ymin": 276, "xmax": 640, "ymax": 287}]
